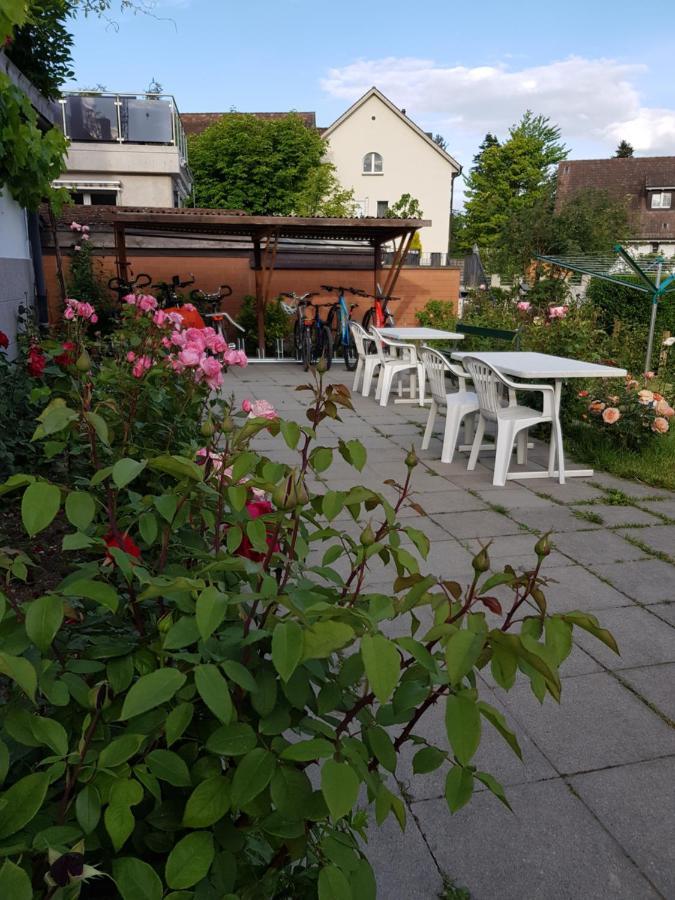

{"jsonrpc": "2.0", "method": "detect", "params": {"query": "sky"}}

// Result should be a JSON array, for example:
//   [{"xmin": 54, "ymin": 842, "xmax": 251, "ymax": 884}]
[{"xmin": 67, "ymin": 0, "xmax": 675, "ymax": 201}]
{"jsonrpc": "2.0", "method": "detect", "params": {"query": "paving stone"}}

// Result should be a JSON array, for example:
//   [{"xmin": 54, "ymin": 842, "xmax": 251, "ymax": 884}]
[
  {"xmin": 516, "ymin": 481, "xmax": 606, "ymax": 503},
  {"xmin": 587, "ymin": 504, "xmax": 664, "ymax": 528},
  {"xmin": 646, "ymin": 601, "xmax": 675, "ymax": 625},
  {"xmin": 367, "ymin": 808, "xmax": 444, "ymax": 899},
  {"xmin": 500, "ymin": 673, "xmax": 675, "ymax": 772},
  {"xmin": 570, "ymin": 757, "xmax": 675, "ymax": 898},
  {"xmin": 593, "ymin": 559, "xmax": 675, "ymax": 603},
  {"xmin": 619, "ymin": 524, "xmax": 675, "ymax": 560},
  {"xmin": 637, "ymin": 499, "xmax": 675, "ymax": 521},
  {"xmin": 573, "ymin": 605, "xmax": 675, "ymax": 670},
  {"xmin": 433, "ymin": 510, "xmax": 524, "ymax": 540},
  {"xmin": 403, "ymin": 490, "xmax": 486, "ymax": 516},
  {"xmin": 413, "ymin": 779, "xmax": 659, "ymax": 900},
  {"xmin": 588, "ymin": 473, "xmax": 672, "ymax": 499},
  {"xmin": 538, "ymin": 564, "xmax": 631, "ymax": 613},
  {"xmin": 474, "ymin": 486, "xmax": 555, "ymax": 510},
  {"xmin": 552, "ymin": 529, "xmax": 650, "ymax": 565},
  {"xmin": 508, "ymin": 505, "xmax": 603, "ymax": 534},
  {"xmin": 619, "ymin": 662, "xmax": 675, "ymax": 720},
  {"xmin": 463, "ymin": 534, "xmax": 571, "ymax": 568}
]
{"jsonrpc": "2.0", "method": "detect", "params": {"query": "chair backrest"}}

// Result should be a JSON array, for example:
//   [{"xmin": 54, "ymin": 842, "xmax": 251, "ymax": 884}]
[
  {"xmin": 461, "ymin": 356, "xmax": 508, "ymax": 419},
  {"xmin": 369, "ymin": 327, "xmax": 387, "ymax": 363},
  {"xmin": 349, "ymin": 321, "xmax": 371, "ymax": 357},
  {"xmin": 457, "ymin": 322, "xmax": 521, "ymax": 350}
]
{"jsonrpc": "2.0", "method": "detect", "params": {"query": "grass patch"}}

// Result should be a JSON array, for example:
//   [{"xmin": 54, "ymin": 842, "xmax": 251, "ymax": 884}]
[
  {"xmin": 567, "ymin": 426, "xmax": 675, "ymax": 491},
  {"xmin": 572, "ymin": 509, "xmax": 604, "ymax": 524},
  {"xmin": 439, "ymin": 874, "xmax": 471, "ymax": 900},
  {"xmin": 622, "ymin": 534, "xmax": 675, "ymax": 565}
]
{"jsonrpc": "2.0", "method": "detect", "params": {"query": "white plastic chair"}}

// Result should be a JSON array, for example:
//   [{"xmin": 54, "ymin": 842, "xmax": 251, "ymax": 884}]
[
  {"xmin": 462, "ymin": 355, "xmax": 562, "ymax": 486},
  {"xmin": 420, "ymin": 348, "xmax": 480, "ymax": 463},
  {"xmin": 370, "ymin": 327, "xmax": 424, "ymax": 407},
  {"xmin": 350, "ymin": 321, "xmax": 381, "ymax": 396}
]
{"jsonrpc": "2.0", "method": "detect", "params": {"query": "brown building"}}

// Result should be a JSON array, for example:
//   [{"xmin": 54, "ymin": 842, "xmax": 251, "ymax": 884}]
[{"xmin": 556, "ymin": 156, "xmax": 675, "ymax": 258}]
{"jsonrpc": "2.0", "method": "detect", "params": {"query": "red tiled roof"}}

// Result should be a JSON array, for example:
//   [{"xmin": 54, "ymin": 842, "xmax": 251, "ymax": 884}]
[{"xmin": 181, "ymin": 111, "xmax": 317, "ymax": 137}]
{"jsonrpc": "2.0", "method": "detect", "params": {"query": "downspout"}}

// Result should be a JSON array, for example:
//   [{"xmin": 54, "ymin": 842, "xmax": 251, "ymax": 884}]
[
  {"xmin": 27, "ymin": 211, "xmax": 49, "ymax": 329},
  {"xmin": 448, "ymin": 166, "xmax": 462, "ymax": 256}
]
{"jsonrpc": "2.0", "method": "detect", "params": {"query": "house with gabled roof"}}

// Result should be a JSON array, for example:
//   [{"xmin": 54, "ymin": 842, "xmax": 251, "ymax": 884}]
[{"xmin": 322, "ymin": 87, "xmax": 462, "ymax": 255}]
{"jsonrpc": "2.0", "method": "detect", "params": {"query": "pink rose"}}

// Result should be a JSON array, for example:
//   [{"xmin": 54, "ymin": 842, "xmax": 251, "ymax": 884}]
[
  {"xmin": 64, "ymin": 306, "xmax": 75, "ymax": 320},
  {"xmin": 224, "ymin": 348, "xmax": 248, "ymax": 367},
  {"xmin": 74, "ymin": 245, "xmax": 81, "ymax": 252},
  {"xmin": 90, "ymin": 314, "xmax": 98, "ymax": 324},
  {"xmin": 153, "ymin": 310, "xmax": 168, "ymax": 327},
  {"xmin": 81, "ymin": 233, "xmax": 89, "ymax": 242},
  {"xmin": 652, "ymin": 417, "xmax": 669, "ymax": 434},
  {"xmin": 246, "ymin": 399, "xmax": 278, "ymax": 420},
  {"xmin": 602, "ymin": 407, "xmax": 621, "ymax": 424},
  {"xmin": 241, "ymin": 399, "xmax": 252, "ymax": 413},
  {"xmin": 548, "ymin": 305, "xmax": 569, "ymax": 319},
  {"xmin": 138, "ymin": 294, "xmax": 158, "ymax": 313},
  {"xmin": 126, "ymin": 351, "xmax": 136, "ymax": 362},
  {"xmin": 645, "ymin": 371, "xmax": 655, "ymax": 380},
  {"xmin": 171, "ymin": 330, "xmax": 187, "ymax": 348},
  {"xmin": 167, "ymin": 312, "xmax": 183, "ymax": 327},
  {"xmin": 124, "ymin": 294, "xmax": 137, "ymax": 305},
  {"xmin": 161, "ymin": 336, "xmax": 172, "ymax": 348},
  {"xmin": 178, "ymin": 347, "xmax": 202, "ymax": 367},
  {"xmin": 82, "ymin": 224, "xmax": 89, "ymax": 232},
  {"xmin": 185, "ymin": 328, "xmax": 207, "ymax": 351},
  {"xmin": 197, "ymin": 355, "xmax": 224, "ymax": 390},
  {"xmin": 70, "ymin": 222, "xmax": 82, "ymax": 232},
  {"xmin": 516, "ymin": 301, "xmax": 531, "ymax": 311}
]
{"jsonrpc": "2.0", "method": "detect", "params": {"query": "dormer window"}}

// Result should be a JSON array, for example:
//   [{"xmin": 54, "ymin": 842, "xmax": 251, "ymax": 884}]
[
  {"xmin": 651, "ymin": 191, "xmax": 672, "ymax": 209},
  {"xmin": 363, "ymin": 152, "xmax": 383, "ymax": 174}
]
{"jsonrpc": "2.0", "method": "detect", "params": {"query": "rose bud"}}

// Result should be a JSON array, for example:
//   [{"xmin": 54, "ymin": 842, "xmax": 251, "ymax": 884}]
[
  {"xmin": 472, "ymin": 546, "xmax": 490, "ymax": 574},
  {"xmin": 75, "ymin": 349, "xmax": 92, "ymax": 372},
  {"xmin": 360, "ymin": 523, "xmax": 376, "ymax": 546},
  {"xmin": 534, "ymin": 533, "xmax": 552, "ymax": 559},
  {"xmin": 272, "ymin": 471, "xmax": 298, "ymax": 510},
  {"xmin": 200, "ymin": 417, "xmax": 216, "ymax": 438},
  {"xmin": 405, "ymin": 447, "xmax": 418, "ymax": 469}
]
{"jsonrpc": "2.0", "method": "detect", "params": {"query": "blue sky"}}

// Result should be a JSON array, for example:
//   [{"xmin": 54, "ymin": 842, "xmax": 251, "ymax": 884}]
[{"xmin": 67, "ymin": 0, "xmax": 675, "ymax": 180}]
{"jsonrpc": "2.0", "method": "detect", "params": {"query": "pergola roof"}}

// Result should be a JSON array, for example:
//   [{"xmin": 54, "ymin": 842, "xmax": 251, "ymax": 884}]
[{"xmin": 112, "ymin": 207, "xmax": 429, "ymax": 244}]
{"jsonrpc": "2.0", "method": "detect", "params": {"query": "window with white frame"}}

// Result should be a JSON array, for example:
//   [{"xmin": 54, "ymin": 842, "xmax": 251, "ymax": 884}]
[
  {"xmin": 651, "ymin": 191, "xmax": 672, "ymax": 209},
  {"xmin": 363, "ymin": 152, "xmax": 383, "ymax": 174}
]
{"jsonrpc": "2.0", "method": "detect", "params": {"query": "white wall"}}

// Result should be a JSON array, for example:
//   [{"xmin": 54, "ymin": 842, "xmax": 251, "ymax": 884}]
[
  {"xmin": 0, "ymin": 189, "xmax": 33, "ymax": 357},
  {"xmin": 325, "ymin": 94, "xmax": 457, "ymax": 254}
]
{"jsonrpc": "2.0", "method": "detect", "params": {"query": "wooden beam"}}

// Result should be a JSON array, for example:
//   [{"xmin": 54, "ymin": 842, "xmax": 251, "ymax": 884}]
[
  {"xmin": 382, "ymin": 230, "xmax": 414, "ymax": 296},
  {"xmin": 252, "ymin": 238, "xmax": 265, "ymax": 356},
  {"xmin": 114, "ymin": 223, "xmax": 129, "ymax": 282},
  {"xmin": 47, "ymin": 202, "xmax": 67, "ymax": 309},
  {"xmin": 373, "ymin": 239, "xmax": 381, "ymax": 297}
]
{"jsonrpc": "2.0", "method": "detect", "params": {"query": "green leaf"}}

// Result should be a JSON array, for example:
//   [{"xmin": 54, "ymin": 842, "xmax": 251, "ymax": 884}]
[
  {"xmin": 0, "ymin": 772, "xmax": 49, "ymax": 839},
  {"xmin": 112, "ymin": 458, "xmax": 147, "ymax": 489},
  {"xmin": 412, "ymin": 746, "xmax": 447, "ymax": 774},
  {"xmin": 105, "ymin": 803, "xmax": 135, "ymax": 851},
  {"xmin": 62, "ymin": 531, "xmax": 95, "ymax": 550},
  {"xmin": 562, "ymin": 611, "xmax": 619, "ymax": 655},
  {"xmin": 195, "ymin": 664, "xmax": 233, "ymax": 724},
  {"xmin": 361, "ymin": 634, "xmax": 400, "ymax": 703},
  {"xmin": 206, "ymin": 723, "xmax": 257, "ymax": 757},
  {"xmin": 149, "ymin": 455, "xmax": 203, "ymax": 482},
  {"xmin": 154, "ymin": 494, "xmax": 178, "ymax": 523},
  {"xmin": 165, "ymin": 832, "xmax": 214, "ymax": 890},
  {"xmin": 227, "ymin": 484, "xmax": 247, "ymax": 512},
  {"xmin": 490, "ymin": 643, "xmax": 517, "ymax": 690},
  {"xmin": 302, "ymin": 621, "xmax": 354, "ymax": 660},
  {"xmin": 318, "ymin": 864, "xmax": 352, "ymax": 900},
  {"xmin": 475, "ymin": 771, "xmax": 511, "ymax": 810},
  {"xmin": 62, "ymin": 579, "xmax": 119, "ymax": 613},
  {"xmin": 222, "ymin": 660, "xmax": 258, "ymax": 693},
  {"xmin": 272, "ymin": 621, "xmax": 304, "ymax": 682},
  {"xmin": 85, "ymin": 410, "xmax": 110, "ymax": 444},
  {"xmin": 65, "ymin": 491, "xmax": 96, "ymax": 530},
  {"xmin": 322, "ymin": 490, "xmax": 345, "ymax": 521},
  {"xmin": 445, "ymin": 629, "xmax": 484, "ymax": 686},
  {"xmin": 339, "ymin": 439, "xmax": 367, "ymax": 472},
  {"xmin": 30, "ymin": 716, "xmax": 68, "ymax": 756},
  {"xmin": 0, "ymin": 740, "xmax": 9, "ymax": 786},
  {"xmin": 21, "ymin": 482, "xmax": 61, "ymax": 536},
  {"xmin": 195, "ymin": 586, "xmax": 228, "ymax": 641},
  {"xmin": 113, "ymin": 857, "xmax": 163, "ymax": 900},
  {"xmin": 445, "ymin": 765, "xmax": 474, "ymax": 813},
  {"xmin": 368, "ymin": 725, "xmax": 396, "ymax": 773},
  {"xmin": 280, "ymin": 738, "xmax": 335, "ymax": 761},
  {"xmin": 321, "ymin": 759, "xmax": 359, "ymax": 822},
  {"xmin": 146, "ymin": 750, "xmax": 192, "ymax": 787},
  {"xmin": 0, "ymin": 652, "xmax": 37, "ymax": 703},
  {"xmin": 75, "ymin": 785, "xmax": 101, "ymax": 834},
  {"xmin": 280, "ymin": 420, "xmax": 301, "ymax": 449},
  {"xmin": 231, "ymin": 748, "xmax": 276, "ymax": 808},
  {"xmin": 350, "ymin": 859, "xmax": 376, "ymax": 900},
  {"xmin": 311, "ymin": 446, "xmax": 334, "ymax": 473},
  {"xmin": 120, "ymin": 668, "xmax": 187, "ymax": 720},
  {"xmin": 138, "ymin": 512, "xmax": 158, "ymax": 546},
  {"xmin": 445, "ymin": 692, "xmax": 481, "ymax": 765},
  {"xmin": 99, "ymin": 734, "xmax": 145, "ymax": 768},
  {"xmin": 39, "ymin": 404, "xmax": 78, "ymax": 436},
  {"xmin": 477, "ymin": 701, "xmax": 522, "ymax": 759},
  {"xmin": 25, "ymin": 594, "xmax": 63, "ymax": 652},
  {"xmin": 0, "ymin": 860, "xmax": 31, "ymax": 900},
  {"xmin": 165, "ymin": 703, "xmax": 194, "ymax": 748},
  {"xmin": 163, "ymin": 616, "xmax": 199, "ymax": 650},
  {"xmin": 479, "ymin": 571, "xmax": 516, "ymax": 592},
  {"xmin": 182, "ymin": 775, "xmax": 230, "ymax": 827}
]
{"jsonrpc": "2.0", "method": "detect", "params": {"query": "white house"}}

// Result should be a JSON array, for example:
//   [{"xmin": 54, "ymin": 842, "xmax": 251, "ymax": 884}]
[{"xmin": 322, "ymin": 87, "xmax": 462, "ymax": 255}]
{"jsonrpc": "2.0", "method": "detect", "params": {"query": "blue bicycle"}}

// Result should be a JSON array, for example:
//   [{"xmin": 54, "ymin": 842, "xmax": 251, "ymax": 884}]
[{"xmin": 322, "ymin": 284, "xmax": 362, "ymax": 372}]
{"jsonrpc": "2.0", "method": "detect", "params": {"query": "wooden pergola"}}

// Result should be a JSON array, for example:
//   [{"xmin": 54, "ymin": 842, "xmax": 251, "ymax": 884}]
[{"xmin": 111, "ymin": 208, "xmax": 429, "ymax": 354}]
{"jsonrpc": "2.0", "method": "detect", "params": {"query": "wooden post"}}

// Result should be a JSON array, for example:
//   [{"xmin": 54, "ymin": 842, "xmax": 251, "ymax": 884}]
[
  {"xmin": 48, "ymin": 202, "xmax": 67, "ymax": 309},
  {"xmin": 373, "ymin": 240, "xmax": 381, "ymax": 297},
  {"xmin": 114, "ymin": 223, "xmax": 129, "ymax": 282},
  {"xmin": 252, "ymin": 238, "xmax": 265, "ymax": 357},
  {"xmin": 383, "ymin": 230, "xmax": 414, "ymax": 296}
]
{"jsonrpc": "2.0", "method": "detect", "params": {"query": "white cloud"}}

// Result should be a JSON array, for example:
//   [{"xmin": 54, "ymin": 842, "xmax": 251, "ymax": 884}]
[{"xmin": 321, "ymin": 56, "xmax": 675, "ymax": 157}]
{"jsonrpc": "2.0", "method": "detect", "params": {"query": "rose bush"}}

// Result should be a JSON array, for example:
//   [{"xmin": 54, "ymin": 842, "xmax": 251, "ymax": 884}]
[{"xmin": 0, "ymin": 301, "xmax": 618, "ymax": 899}]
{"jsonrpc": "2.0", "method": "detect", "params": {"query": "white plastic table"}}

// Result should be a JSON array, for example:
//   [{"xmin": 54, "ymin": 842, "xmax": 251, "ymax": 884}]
[
  {"xmin": 451, "ymin": 351, "xmax": 628, "ymax": 482},
  {"xmin": 380, "ymin": 327, "xmax": 465, "ymax": 404}
]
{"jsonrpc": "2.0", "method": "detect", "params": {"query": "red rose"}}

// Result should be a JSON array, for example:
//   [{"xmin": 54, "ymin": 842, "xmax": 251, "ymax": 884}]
[
  {"xmin": 27, "ymin": 346, "xmax": 46, "ymax": 377},
  {"xmin": 0, "ymin": 331, "xmax": 8, "ymax": 350},
  {"xmin": 104, "ymin": 530, "xmax": 141, "ymax": 563},
  {"xmin": 54, "ymin": 341, "xmax": 76, "ymax": 367},
  {"xmin": 236, "ymin": 500, "xmax": 279, "ymax": 562}
]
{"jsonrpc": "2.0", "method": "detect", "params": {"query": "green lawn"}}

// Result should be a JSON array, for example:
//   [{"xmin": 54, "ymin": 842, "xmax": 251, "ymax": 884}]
[{"xmin": 566, "ymin": 425, "xmax": 675, "ymax": 491}]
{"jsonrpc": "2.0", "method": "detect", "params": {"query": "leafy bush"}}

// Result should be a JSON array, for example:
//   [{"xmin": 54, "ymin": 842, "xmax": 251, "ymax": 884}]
[
  {"xmin": 0, "ymin": 298, "xmax": 618, "ymax": 899},
  {"xmin": 586, "ymin": 277, "xmax": 675, "ymax": 336},
  {"xmin": 0, "ymin": 329, "xmax": 47, "ymax": 476},
  {"xmin": 237, "ymin": 296, "xmax": 292, "ymax": 354}
]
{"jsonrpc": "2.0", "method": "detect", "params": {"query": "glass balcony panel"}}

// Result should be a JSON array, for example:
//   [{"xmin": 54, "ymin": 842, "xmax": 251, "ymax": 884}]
[
  {"xmin": 123, "ymin": 98, "xmax": 173, "ymax": 143},
  {"xmin": 65, "ymin": 95, "xmax": 119, "ymax": 141}
]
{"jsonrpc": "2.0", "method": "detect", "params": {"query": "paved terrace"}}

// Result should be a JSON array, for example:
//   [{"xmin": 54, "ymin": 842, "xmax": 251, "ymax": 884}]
[{"xmin": 230, "ymin": 363, "xmax": 675, "ymax": 900}]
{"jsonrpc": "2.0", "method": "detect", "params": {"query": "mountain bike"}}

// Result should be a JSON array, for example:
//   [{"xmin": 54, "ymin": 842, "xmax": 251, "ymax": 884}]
[
  {"xmin": 280, "ymin": 292, "xmax": 332, "ymax": 371},
  {"xmin": 152, "ymin": 273, "xmax": 196, "ymax": 308},
  {"xmin": 322, "ymin": 284, "xmax": 363, "ymax": 371},
  {"xmin": 361, "ymin": 286, "xmax": 400, "ymax": 331},
  {"xmin": 190, "ymin": 284, "xmax": 245, "ymax": 349},
  {"xmin": 107, "ymin": 272, "xmax": 152, "ymax": 302}
]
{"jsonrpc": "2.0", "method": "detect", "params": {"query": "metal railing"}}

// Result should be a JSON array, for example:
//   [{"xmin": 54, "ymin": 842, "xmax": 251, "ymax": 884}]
[
  {"xmin": 57, "ymin": 91, "xmax": 188, "ymax": 160},
  {"xmin": 381, "ymin": 250, "xmax": 462, "ymax": 268}
]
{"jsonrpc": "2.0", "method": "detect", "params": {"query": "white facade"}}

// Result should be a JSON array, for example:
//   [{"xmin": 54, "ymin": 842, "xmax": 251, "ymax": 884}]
[
  {"xmin": 0, "ymin": 189, "xmax": 33, "ymax": 356},
  {"xmin": 323, "ymin": 88, "xmax": 461, "ymax": 255}
]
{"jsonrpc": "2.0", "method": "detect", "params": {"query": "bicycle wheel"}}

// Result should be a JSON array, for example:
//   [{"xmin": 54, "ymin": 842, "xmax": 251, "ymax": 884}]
[
  {"xmin": 343, "ymin": 328, "xmax": 358, "ymax": 371},
  {"xmin": 301, "ymin": 328, "xmax": 312, "ymax": 372},
  {"xmin": 362, "ymin": 308, "xmax": 373, "ymax": 331},
  {"xmin": 317, "ymin": 325, "xmax": 333, "ymax": 370},
  {"xmin": 293, "ymin": 321, "xmax": 303, "ymax": 359}
]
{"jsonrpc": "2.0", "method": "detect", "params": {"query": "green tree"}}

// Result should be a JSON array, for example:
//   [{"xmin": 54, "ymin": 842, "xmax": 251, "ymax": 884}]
[
  {"xmin": 293, "ymin": 162, "xmax": 356, "ymax": 217},
  {"xmin": 463, "ymin": 113, "xmax": 567, "ymax": 248},
  {"xmin": 5, "ymin": 0, "xmax": 74, "ymax": 99},
  {"xmin": 433, "ymin": 133, "xmax": 448, "ymax": 151},
  {"xmin": 385, "ymin": 193, "xmax": 424, "ymax": 218},
  {"xmin": 188, "ymin": 113, "xmax": 328, "ymax": 214},
  {"xmin": 614, "ymin": 139, "xmax": 634, "ymax": 158}
]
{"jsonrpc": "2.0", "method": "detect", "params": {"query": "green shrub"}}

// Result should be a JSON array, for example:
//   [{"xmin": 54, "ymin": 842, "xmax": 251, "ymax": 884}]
[
  {"xmin": 586, "ymin": 277, "xmax": 675, "ymax": 336},
  {"xmin": 237, "ymin": 295, "xmax": 292, "ymax": 354}
]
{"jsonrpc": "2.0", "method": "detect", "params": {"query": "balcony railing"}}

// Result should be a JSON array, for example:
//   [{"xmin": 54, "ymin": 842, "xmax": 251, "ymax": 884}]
[
  {"xmin": 381, "ymin": 250, "xmax": 462, "ymax": 268},
  {"xmin": 57, "ymin": 91, "xmax": 188, "ymax": 161}
]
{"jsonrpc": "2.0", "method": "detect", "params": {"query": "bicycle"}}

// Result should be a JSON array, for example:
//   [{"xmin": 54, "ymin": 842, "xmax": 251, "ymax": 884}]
[
  {"xmin": 361, "ymin": 285, "xmax": 400, "ymax": 331},
  {"xmin": 152, "ymin": 273, "xmax": 196, "ymax": 308},
  {"xmin": 280, "ymin": 292, "xmax": 332, "ymax": 371},
  {"xmin": 107, "ymin": 272, "xmax": 152, "ymax": 302},
  {"xmin": 189, "ymin": 284, "xmax": 245, "ymax": 349},
  {"xmin": 321, "ymin": 284, "xmax": 362, "ymax": 371}
]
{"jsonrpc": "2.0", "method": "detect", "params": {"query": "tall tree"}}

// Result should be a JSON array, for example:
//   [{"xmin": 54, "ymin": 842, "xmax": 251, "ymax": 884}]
[
  {"xmin": 432, "ymin": 133, "xmax": 448, "ymax": 151},
  {"xmin": 293, "ymin": 163, "xmax": 356, "ymax": 217},
  {"xmin": 384, "ymin": 193, "xmax": 424, "ymax": 219},
  {"xmin": 614, "ymin": 139, "xmax": 634, "ymax": 158},
  {"xmin": 5, "ymin": 0, "xmax": 74, "ymax": 99},
  {"xmin": 463, "ymin": 113, "xmax": 567, "ymax": 248},
  {"xmin": 188, "ymin": 113, "xmax": 328, "ymax": 214}
]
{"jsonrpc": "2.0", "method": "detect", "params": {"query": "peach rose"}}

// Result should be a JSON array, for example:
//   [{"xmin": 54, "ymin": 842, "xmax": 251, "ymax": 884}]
[
  {"xmin": 637, "ymin": 390, "xmax": 654, "ymax": 405},
  {"xmin": 602, "ymin": 407, "xmax": 621, "ymax": 424},
  {"xmin": 589, "ymin": 400, "xmax": 606, "ymax": 413},
  {"xmin": 645, "ymin": 371, "xmax": 655, "ymax": 379},
  {"xmin": 652, "ymin": 392, "xmax": 663, "ymax": 401},
  {"xmin": 578, "ymin": 390, "xmax": 589, "ymax": 398},
  {"xmin": 655, "ymin": 400, "xmax": 674, "ymax": 418},
  {"xmin": 625, "ymin": 379, "xmax": 639, "ymax": 390},
  {"xmin": 652, "ymin": 417, "xmax": 669, "ymax": 434}
]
